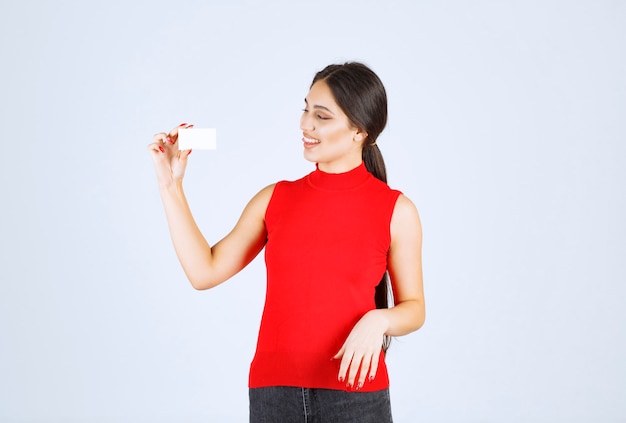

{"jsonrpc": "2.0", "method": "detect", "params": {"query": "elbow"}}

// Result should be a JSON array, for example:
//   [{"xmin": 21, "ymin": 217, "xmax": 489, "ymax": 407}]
[
  {"xmin": 414, "ymin": 302, "xmax": 426, "ymax": 331},
  {"xmin": 413, "ymin": 312, "xmax": 425, "ymax": 332},
  {"xmin": 183, "ymin": 262, "xmax": 226, "ymax": 290},
  {"xmin": 406, "ymin": 300, "xmax": 426, "ymax": 333},
  {"xmin": 187, "ymin": 273, "xmax": 222, "ymax": 291},
  {"xmin": 189, "ymin": 279, "xmax": 212, "ymax": 290},
  {"xmin": 402, "ymin": 311, "xmax": 424, "ymax": 334}
]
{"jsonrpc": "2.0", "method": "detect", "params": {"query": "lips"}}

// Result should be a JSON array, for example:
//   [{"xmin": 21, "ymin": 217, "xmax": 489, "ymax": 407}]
[{"xmin": 303, "ymin": 136, "xmax": 320, "ymax": 145}]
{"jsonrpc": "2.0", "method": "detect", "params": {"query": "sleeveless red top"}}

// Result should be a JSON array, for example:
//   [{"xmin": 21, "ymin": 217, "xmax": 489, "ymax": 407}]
[{"xmin": 249, "ymin": 162, "xmax": 401, "ymax": 391}]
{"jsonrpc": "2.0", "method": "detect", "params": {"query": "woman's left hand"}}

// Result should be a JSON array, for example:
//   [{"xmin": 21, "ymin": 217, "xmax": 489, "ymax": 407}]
[{"xmin": 334, "ymin": 309, "xmax": 389, "ymax": 390}]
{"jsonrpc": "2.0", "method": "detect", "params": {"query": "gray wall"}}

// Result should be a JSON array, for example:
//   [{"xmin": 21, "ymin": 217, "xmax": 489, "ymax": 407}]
[{"xmin": 1, "ymin": 0, "xmax": 624, "ymax": 421}]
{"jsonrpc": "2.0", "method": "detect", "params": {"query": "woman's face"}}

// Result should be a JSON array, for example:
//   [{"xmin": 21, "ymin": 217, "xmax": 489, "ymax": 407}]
[{"xmin": 300, "ymin": 80, "xmax": 367, "ymax": 173}]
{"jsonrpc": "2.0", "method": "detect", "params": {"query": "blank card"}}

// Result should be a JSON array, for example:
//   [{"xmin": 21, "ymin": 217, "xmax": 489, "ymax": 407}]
[{"xmin": 177, "ymin": 128, "xmax": 217, "ymax": 150}]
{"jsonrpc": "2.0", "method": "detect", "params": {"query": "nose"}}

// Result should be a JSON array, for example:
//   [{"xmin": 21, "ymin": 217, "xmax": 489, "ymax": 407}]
[{"xmin": 300, "ymin": 111, "xmax": 314, "ymax": 132}]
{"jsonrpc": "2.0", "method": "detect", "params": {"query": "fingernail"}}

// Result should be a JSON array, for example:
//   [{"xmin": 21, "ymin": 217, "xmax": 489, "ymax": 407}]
[
  {"xmin": 356, "ymin": 383, "xmax": 363, "ymax": 390},
  {"xmin": 186, "ymin": 124, "xmax": 194, "ymax": 128},
  {"xmin": 187, "ymin": 149, "xmax": 192, "ymax": 155},
  {"xmin": 179, "ymin": 123, "xmax": 187, "ymax": 126},
  {"xmin": 167, "ymin": 136, "xmax": 173, "ymax": 144},
  {"xmin": 338, "ymin": 377, "xmax": 344, "ymax": 383},
  {"xmin": 368, "ymin": 376, "xmax": 375, "ymax": 382},
  {"xmin": 158, "ymin": 146, "xmax": 165, "ymax": 153},
  {"xmin": 347, "ymin": 382, "xmax": 352, "ymax": 389}
]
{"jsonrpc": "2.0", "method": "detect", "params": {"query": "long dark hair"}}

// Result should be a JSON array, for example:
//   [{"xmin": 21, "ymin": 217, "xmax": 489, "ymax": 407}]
[{"xmin": 312, "ymin": 62, "xmax": 393, "ymax": 351}]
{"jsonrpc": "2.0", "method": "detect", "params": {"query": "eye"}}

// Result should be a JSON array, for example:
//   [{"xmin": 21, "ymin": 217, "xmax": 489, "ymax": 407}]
[{"xmin": 302, "ymin": 108, "xmax": 330, "ymax": 120}]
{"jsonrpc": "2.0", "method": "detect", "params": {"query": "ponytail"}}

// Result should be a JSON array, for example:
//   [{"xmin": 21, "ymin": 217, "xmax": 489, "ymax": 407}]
[
  {"xmin": 362, "ymin": 142, "xmax": 387, "ymax": 183},
  {"xmin": 363, "ymin": 142, "xmax": 392, "ymax": 353}
]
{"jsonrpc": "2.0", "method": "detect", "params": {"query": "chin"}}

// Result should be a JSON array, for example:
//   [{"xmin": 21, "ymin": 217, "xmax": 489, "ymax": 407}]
[{"xmin": 303, "ymin": 150, "xmax": 319, "ymax": 163}]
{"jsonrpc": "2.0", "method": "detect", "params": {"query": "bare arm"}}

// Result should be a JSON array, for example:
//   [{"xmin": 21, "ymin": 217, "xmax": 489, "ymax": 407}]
[
  {"xmin": 160, "ymin": 182, "xmax": 273, "ymax": 290},
  {"xmin": 380, "ymin": 193, "xmax": 426, "ymax": 334},
  {"xmin": 149, "ymin": 125, "xmax": 273, "ymax": 290}
]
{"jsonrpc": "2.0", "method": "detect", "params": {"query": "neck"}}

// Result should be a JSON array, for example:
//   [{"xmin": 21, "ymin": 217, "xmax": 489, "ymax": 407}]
[{"xmin": 316, "ymin": 155, "xmax": 363, "ymax": 174}]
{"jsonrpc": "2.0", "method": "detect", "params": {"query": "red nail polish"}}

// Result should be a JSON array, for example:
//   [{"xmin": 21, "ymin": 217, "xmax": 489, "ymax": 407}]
[
  {"xmin": 187, "ymin": 124, "xmax": 194, "ymax": 128},
  {"xmin": 179, "ymin": 123, "xmax": 187, "ymax": 126},
  {"xmin": 158, "ymin": 146, "xmax": 165, "ymax": 153},
  {"xmin": 338, "ymin": 377, "xmax": 344, "ymax": 383},
  {"xmin": 167, "ymin": 136, "xmax": 173, "ymax": 144},
  {"xmin": 368, "ymin": 375, "xmax": 375, "ymax": 382},
  {"xmin": 187, "ymin": 149, "xmax": 192, "ymax": 155}
]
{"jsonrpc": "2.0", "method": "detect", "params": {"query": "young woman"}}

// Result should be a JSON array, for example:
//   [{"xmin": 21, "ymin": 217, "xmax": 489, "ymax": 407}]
[{"xmin": 148, "ymin": 62, "xmax": 425, "ymax": 422}]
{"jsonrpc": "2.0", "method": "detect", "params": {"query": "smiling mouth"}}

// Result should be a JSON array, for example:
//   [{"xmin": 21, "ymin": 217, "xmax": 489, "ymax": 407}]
[{"xmin": 303, "ymin": 136, "xmax": 320, "ymax": 145}]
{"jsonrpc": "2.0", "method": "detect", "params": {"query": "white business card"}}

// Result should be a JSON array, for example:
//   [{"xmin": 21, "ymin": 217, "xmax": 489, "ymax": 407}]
[{"xmin": 177, "ymin": 128, "xmax": 217, "ymax": 150}]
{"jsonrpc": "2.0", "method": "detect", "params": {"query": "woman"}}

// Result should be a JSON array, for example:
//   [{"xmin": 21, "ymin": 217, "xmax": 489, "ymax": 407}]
[{"xmin": 149, "ymin": 62, "xmax": 425, "ymax": 422}]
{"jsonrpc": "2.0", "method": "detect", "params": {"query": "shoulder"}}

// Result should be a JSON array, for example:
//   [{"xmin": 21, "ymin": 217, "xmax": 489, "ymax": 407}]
[
  {"xmin": 251, "ymin": 183, "xmax": 277, "ymax": 201},
  {"xmin": 258, "ymin": 183, "xmax": 277, "ymax": 197},
  {"xmin": 392, "ymin": 194, "xmax": 418, "ymax": 215},
  {"xmin": 363, "ymin": 174, "xmax": 403, "ymax": 204},
  {"xmin": 390, "ymin": 194, "xmax": 422, "ymax": 241},
  {"xmin": 244, "ymin": 183, "xmax": 276, "ymax": 216},
  {"xmin": 268, "ymin": 173, "xmax": 311, "ymax": 198}
]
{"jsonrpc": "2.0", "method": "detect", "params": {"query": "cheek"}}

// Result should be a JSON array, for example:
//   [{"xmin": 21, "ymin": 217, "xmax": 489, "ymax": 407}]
[{"xmin": 323, "ymin": 125, "xmax": 349, "ymax": 143}]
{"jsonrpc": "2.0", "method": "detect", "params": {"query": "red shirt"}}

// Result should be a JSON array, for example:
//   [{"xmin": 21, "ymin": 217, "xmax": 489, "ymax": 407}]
[{"xmin": 249, "ymin": 162, "xmax": 401, "ymax": 391}]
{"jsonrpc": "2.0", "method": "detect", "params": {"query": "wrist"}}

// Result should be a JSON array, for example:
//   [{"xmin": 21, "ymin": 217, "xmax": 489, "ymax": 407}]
[
  {"xmin": 368, "ymin": 309, "xmax": 391, "ymax": 335},
  {"xmin": 159, "ymin": 179, "xmax": 184, "ymax": 196}
]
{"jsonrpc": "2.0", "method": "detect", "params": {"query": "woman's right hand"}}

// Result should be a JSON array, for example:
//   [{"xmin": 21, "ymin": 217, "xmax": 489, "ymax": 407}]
[{"xmin": 148, "ymin": 123, "xmax": 194, "ymax": 189}]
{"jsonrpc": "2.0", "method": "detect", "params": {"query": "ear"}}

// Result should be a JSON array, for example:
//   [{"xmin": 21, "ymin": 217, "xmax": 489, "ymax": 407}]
[{"xmin": 353, "ymin": 128, "xmax": 368, "ymax": 144}]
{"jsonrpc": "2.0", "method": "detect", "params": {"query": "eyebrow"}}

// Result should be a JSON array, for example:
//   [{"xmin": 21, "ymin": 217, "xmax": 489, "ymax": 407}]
[{"xmin": 304, "ymin": 98, "xmax": 335, "ymax": 115}]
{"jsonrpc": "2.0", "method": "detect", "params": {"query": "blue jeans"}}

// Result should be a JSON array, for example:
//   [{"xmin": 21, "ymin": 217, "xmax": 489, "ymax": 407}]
[{"xmin": 249, "ymin": 386, "xmax": 393, "ymax": 422}]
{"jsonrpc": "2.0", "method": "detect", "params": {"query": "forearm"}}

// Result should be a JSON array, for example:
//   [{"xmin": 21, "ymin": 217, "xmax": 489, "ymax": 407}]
[
  {"xmin": 159, "ymin": 181, "xmax": 214, "ymax": 289},
  {"xmin": 377, "ymin": 299, "xmax": 425, "ymax": 337}
]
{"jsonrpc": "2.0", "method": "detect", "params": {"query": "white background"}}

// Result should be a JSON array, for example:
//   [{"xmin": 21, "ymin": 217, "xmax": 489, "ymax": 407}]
[{"xmin": 1, "ymin": 1, "xmax": 624, "ymax": 422}]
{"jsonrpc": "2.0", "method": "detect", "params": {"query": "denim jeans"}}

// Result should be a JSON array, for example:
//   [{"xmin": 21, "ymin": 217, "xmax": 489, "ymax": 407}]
[{"xmin": 249, "ymin": 386, "xmax": 393, "ymax": 422}]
